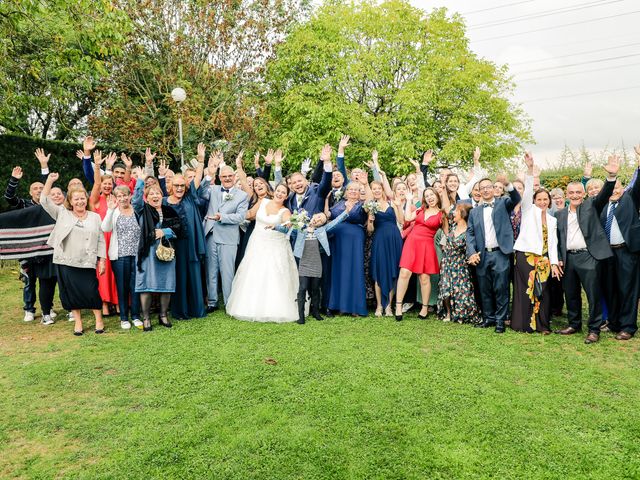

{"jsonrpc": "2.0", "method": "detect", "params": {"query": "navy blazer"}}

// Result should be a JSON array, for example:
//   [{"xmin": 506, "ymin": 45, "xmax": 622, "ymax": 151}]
[
  {"xmin": 466, "ymin": 188, "xmax": 521, "ymax": 261},
  {"xmin": 286, "ymin": 170, "xmax": 332, "ymax": 216},
  {"xmin": 599, "ymin": 167, "xmax": 640, "ymax": 253}
]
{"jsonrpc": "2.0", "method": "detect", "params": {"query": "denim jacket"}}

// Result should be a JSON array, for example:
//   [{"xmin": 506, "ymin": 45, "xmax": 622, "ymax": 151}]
[{"xmin": 275, "ymin": 210, "xmax": 348, "ymax": 259}]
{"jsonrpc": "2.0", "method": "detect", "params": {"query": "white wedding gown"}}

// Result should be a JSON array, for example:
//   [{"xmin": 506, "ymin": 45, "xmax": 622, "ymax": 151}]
[{"xmin": 226, "ymin": 200, "xmax": 300, "ymax": 323}]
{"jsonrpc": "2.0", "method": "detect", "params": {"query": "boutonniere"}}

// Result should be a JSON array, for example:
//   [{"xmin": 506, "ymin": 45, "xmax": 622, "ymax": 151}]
[
  {"xmin": 334, "ymin": 189, "xmax": 344, "ymax": 202},
  {"xmin": 223, "ymin": 192, "xmax": 234, "ymax": 201}
]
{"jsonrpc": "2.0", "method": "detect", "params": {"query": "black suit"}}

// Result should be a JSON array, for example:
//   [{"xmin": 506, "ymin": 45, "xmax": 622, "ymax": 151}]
[
  {"xmin": 599, "ymin": 168, "xmax": 640, "ymax": 335},
  {"xmin": 555, "ymin": 179, "xmax": 615, "ymax": 333}
]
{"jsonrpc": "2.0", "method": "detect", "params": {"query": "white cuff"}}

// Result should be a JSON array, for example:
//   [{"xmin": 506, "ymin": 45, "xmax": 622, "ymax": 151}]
[
  {"xmin": 505, "ymin": 183, "xmax": 514, "ymax": 192},
  {"xmin": 41, "ymin": 168, "xmax": 49, "ymax": 175}
]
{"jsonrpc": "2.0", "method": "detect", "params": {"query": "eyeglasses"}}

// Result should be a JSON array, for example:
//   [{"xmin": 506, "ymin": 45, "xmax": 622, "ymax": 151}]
[
  {"xmin": 173, "ymin": 184, "xmax": 186, "ymax": 189},
  {"xmin": 479, "ymin": 185, "xmax": 493, "ymax": 191}
]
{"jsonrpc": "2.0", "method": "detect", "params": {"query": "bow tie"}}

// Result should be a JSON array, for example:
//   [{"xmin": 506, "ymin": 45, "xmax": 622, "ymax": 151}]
[
  {"xmin": 482, "ymin": 202, "xmax": 495, "ymax": 208},
  {"xmin": 221, "ymin": 188, "xmax": 230, "ymax": 193}
]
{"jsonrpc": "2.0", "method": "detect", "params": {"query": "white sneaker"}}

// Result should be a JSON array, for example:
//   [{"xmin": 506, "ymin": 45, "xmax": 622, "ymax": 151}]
[
  {"xmin": 23, "ymin": 311, "xmax": 35, "ymax": 322},
  {"xmin": 132, "ymin": 319, "xmax": 143, "ymax": 329},
  {"xmin": 49, "ymin": 310, "xmax": 57, "ymax": 319},
  {"xmin": 41, "ymin": 314, "xmax": 54, "ymax": 325},
  {"xmin": 402, "ymin": 303, "xmax": 414, "ymax": 313},
  {"xmin": 68, "ymin": 312, "xmax": 75, "ymax": 321},
  {"xmin": 121, "ymin": 321, "xmax": 132, "ymax": 330}
]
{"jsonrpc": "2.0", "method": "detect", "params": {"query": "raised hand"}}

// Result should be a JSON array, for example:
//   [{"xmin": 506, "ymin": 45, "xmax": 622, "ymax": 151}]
[
  {"xmin": 496, "ymin": 172, "xmax": 509, "ymax": 185},
  {"xmin": 157, "ymin": 159, "xmax": 168, "ymax": 177},
  {"xmin": 408, "ymin": 157, "xmax": 420, "ymax": 171},
  {"xmin": 320, "ymin": 144, "xmax": 332, "ymax": 163},
  {"xmin": 208, "ymin": 150, "xmax": 223, "ymax": 173},
  {"xmin": 254, "ymin": 151, "xmax": 261, "ymax": 169},
  {"xmin": 473, "ymin": 146, "xmax": 481, "ymax": 165},
  {"xmin": 145, "ymin": 147, "xmax": 157, "ymax": 165},
  {"xmin": 372, "ymin": 149, "xmax": 379, "ymax": 166},
  {"xmin": 264, "ymin": 149, "xmax": 274, "ymax": 165},
  {"xmin": 583, "ymin": 161, "xmax": 593, "ymax": 178},
  {"xmin": 524, "ymin": 151, "xmax": 534, "ymax": 173},
  {"xmin": 83, "ymin": 136, "xmax": 96, "ymax": 156},
  {"xmin": 338, "ymin": 135, "xmax": 350, "ymax": 156},
  {"xmin": 48, "ymin": 172, "xmax": 59, "ymax": 183},
  {"xmin": 94, "ymin": 150, "xmax": 104, "ymax": 166},
  {"xmin": 121, "ymin": 153, "xmax": 133, "ymax": 169},
  {"xmin": 11, "ymin": 166, "xmax": 23, "ymax": 179},
  {"xmin": 235, "ymin": 150, "xmax": 245, "ymax": 171},
  {"xmin": 422, "ymin": 149, "xmax": 433, "ymax": 165},
  {"xmin": 105, "ymin": 152, "xmax": 117, "ymax": 170},
  {"xmin": 532, "ymin": 165, "xmax": 541, "ymax": 177},
  {"xmin": 76, "ymin": 150, "xmax": 84, "ymax": 160},
  {"xmin": 106, "ymin": 194, "xmax": 117, "ymax": 210},
  {"xmin": 603, "ymin": 154, "xmax": 621, "ymax": 177},
  {"xmin": 274, "ymin": 149, "xmax": 285, "ymax": 166},
  {"xmin": 301, "ymin": 158, "xmax": 312, "ymax": 175},
  {"xmin": 34, "ymin": 148, "xmax": 51, "ymax": 168},
  {"xmin": 197, "ymin": 143, "xmax": 206, "ymax": 164},
  {"xmin": 131, "ymin": 166, "xmax": 144, "ymax": 181}
]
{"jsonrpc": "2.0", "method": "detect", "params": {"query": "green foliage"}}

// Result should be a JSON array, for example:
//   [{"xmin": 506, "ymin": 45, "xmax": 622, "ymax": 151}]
[
  {"xmin": 263, "ymin": 0, "xmax": 532, "ymax": 175},
  {"xmin": 0, "ymin": 269, "xmax": 639, "ymax": 478},
  {"xmin": 0, "ymin": 0, "xmax": 131, "ymax": 140}
]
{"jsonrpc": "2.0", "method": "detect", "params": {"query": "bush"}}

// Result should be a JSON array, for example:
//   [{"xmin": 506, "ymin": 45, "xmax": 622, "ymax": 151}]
[{"xmin": 540, "ymin": 166, "xmax": 634, "ymax": 191}]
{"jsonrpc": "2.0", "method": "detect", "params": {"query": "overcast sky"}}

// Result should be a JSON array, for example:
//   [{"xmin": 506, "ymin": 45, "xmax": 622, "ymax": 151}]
[{"xmin": 412, "ymin": 0, "xmax": 640, "ymax": 166}]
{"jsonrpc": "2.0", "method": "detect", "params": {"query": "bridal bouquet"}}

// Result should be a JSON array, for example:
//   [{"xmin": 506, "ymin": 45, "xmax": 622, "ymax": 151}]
[
  {"xmin": 289, "ymin": 209, "xmax": 310, "ymax": 230},
  {"xmin": 363, "ymin": 200, "xmax": 380, "ymax": 215}
]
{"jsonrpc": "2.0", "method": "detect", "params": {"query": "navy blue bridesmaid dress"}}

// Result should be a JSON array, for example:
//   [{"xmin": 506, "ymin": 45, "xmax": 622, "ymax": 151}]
[
  {"xmin": 328, "ymin": 201, "xmax": 368, "ymax": 315},
  {"xmin": 370, "ymin": 204, "xmax": 402, "ymax": 309}
]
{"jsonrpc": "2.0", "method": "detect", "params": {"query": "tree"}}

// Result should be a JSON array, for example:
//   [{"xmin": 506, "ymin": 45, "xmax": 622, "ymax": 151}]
[
  {"xmin": 0, "ymin": 0, "xmax": 131, "ymax": 141},
  {"xmin": 89, "ymin": 0, "xmax": 309, "ymax": 164},
  {"xmin": 262, "ymin": 0, "xmax": 533, "ymax": 174}
]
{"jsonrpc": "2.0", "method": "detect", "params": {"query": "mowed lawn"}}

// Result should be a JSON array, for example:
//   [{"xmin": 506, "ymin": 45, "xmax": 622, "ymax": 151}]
[{"xmin": 0, "ymin": 266, "xmax": 639, "ymax": 479}]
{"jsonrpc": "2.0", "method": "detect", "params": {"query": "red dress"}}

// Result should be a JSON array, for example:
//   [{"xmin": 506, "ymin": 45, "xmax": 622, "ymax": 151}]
[
  {"xmin": 399, "ymin": 209, "xmax": 442, "ymax": 274},
  {"xmin": 95, "ymin": 195, "xmax": 119, "ymax": 305}
]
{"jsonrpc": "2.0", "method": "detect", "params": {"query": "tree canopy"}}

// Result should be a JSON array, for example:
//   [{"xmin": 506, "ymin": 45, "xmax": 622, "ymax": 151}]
[{"xmin": 262, "ymin": 0, "xmax": 532, "ymax": 174}]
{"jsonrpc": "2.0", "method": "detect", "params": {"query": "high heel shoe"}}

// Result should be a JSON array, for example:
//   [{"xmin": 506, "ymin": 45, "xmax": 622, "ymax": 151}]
[
  {"xmin": 417, "ymin": 304, "xmax": 429, "ymax": 320},
  {"xmin": 143, "ymin": 318, "xmax": 152, "ymax": 332},
  {"xmin": 394, "ymin": 302, "xmax": 403, "ymax": 321},
  {"xmin": 374, "ymin": 306, "xmax": 383, "ymax": 317},
  {"xmin": 159, "ymin": 314, "xmax": 172, "ymax": 328}
]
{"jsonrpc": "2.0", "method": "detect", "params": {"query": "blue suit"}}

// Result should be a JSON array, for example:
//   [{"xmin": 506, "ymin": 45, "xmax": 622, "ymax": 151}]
[
  {"xmin": 286, "ymin": 170, "xmax": 332, "ymax": 216},
  {"xmin": 466, "ymin": 189, "xmax": 520, "ymax": 327}
]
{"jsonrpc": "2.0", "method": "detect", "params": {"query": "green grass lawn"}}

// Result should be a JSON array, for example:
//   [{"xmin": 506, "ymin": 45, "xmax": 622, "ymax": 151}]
[{"xmin": 0, "ymin": 266, "xmax": 639, "ymax": 479}]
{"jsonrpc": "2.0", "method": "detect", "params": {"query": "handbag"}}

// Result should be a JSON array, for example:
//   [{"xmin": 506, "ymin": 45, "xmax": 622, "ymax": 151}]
[{"xmin": 156, "ymin": 236, "xmax": 175, "ymax": 262}]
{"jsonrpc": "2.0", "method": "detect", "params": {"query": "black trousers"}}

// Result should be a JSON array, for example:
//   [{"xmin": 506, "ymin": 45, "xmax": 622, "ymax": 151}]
[
  {"xmin": 476, "ymin": 251, "xmax": 511, "ymax": 327},
  {"xmin": 562, "ymin": 250, "xmax": 603, "ymax": 333},
  {"xmin": 298, "ymin": 276, "xmax": 321, "ymax": 321},
  {"xmin": 549, "ymin": 276, "xmax": 564, "ymax": 315},
  {"xmin": 602, "ymin": 246, "xmax": 639, "ymax": 335}
]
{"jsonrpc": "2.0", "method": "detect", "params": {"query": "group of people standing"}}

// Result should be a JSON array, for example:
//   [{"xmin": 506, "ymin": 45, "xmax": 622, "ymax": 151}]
[{"xmin": 2, "ymin": 136, "xmax": 639, "ymax": 344}]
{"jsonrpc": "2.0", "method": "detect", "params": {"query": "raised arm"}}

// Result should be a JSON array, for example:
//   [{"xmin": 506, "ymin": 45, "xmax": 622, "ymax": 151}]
[
  {"xmin": 336, "ymin": 135, "xmax": 350, "ymax": 185},
  {"xmin": 420, "ymin": 150, "xmax": 434, "ymax": 188},
  {"xmin": 521, "ymin": 152, "xmax": 535, "ymax": 214},
  {"xmin": 89, "ymin": 150, "xmax": 105, "ymax": 210},
  {"xmin": 317, "ymin": 144, "xmax": 334, "ymax": 199},
  {"xmin": 40, "ymin": 173, "xmax": 62, "ymax": 219},
  {"xmin": 594, "ymin": 155, "xmax": 620, "ymax": 214},
  {"xmin": 460, "ymin": 147, "xmax": 483, "ymax": 199},
  {"xmin": 131, "ymin": 169, "xmax": 146, "ymax": 215},
  {"xmin": 235, "ymin": 150, "xmax": 253, "ymax": 197}
]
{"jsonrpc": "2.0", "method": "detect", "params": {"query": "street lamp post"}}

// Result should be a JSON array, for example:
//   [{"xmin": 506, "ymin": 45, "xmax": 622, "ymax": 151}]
[{"xmin": 171, "ymin": 87, "xmax": 187, "ymax": 169}]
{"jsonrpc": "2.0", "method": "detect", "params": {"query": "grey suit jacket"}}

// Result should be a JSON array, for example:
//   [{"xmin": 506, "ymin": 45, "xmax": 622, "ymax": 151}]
[{"xmin": 199, "ymin": 181, "xmax": 249, "ymax": 245}]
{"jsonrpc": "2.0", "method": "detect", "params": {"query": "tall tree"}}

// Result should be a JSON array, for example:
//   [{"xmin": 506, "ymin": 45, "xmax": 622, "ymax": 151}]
[
  {"xmin": 0, "ymin": 0, "xmax": 130, "ymax": 140},
  {"xmin": 262, "ymin": 0, "xmax": 532, "ymax": 174},
  {"xmin": 90, "ymin": 0, "xmax": 309, "ymax": 162}
]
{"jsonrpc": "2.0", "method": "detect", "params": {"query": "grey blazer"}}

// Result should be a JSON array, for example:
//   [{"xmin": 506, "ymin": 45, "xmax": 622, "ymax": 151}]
[{"xmin": 198, "ymin": 180, "xmax": 249, "ymax": 245}]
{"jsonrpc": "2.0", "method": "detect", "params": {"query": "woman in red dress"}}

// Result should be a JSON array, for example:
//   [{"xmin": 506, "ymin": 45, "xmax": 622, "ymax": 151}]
[
  {"xmin": 89, "ymin": 152, "xmax": 119, "ymax": 316},
  {"xmin": 394, "ymin": 187, "xmax": 449, "ymax": 321}
]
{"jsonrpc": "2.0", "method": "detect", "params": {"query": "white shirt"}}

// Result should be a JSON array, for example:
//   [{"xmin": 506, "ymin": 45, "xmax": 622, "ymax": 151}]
[
  {"xmin": 606, "ymin": 202, "xmax": 625, "ymax": 245},
  {"xmin": 482, "ymin": 203, "xmax": 499, "ymax": 249},
  {"xmin": 566, "ymin": 208, "xmax": 587, "ymax": 250}
]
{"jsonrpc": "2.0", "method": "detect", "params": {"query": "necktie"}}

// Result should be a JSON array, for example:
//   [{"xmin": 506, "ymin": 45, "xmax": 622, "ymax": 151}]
[{"xmin": 604, "ymin": 201, "xmax": 618, "ymax": 240}]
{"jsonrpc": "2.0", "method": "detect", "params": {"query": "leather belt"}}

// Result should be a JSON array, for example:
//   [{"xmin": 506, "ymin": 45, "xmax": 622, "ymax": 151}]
[
  {"xmin": 485, "ymin": 247, "xmax": 499, "ymax": 252},
  {"xmin": 568, "ymin": 248, "xmax": 587, "ymax": 254},
  {"xmin": 611, "ymin": 243, "xmax": 626, "ymax": 249}
]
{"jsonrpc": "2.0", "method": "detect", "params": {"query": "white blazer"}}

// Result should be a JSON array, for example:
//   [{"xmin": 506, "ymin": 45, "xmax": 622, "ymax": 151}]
[
  {"xmin": 100, "ymin": 207, "xmax": 126, "ymax": 261},
  {"xmin": 513, "ymin": 175, "xmax": 559, "ymax": 265}
]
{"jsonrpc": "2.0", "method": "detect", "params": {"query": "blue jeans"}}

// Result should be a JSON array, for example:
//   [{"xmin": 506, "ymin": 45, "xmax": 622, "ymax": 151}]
[{"xmin": 111, "ymin": 256, "xmax": 140, "ymax": 321}]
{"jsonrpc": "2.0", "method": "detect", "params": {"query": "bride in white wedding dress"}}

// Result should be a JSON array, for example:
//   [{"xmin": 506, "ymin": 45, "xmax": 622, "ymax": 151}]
[{"xmin": 226, "ymin": 184, "xmax": 299, "ymax": 323}]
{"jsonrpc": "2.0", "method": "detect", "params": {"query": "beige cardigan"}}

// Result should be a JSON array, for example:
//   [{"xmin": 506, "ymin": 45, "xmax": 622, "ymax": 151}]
[{"xmin": 40, "ymin": 193, "xmax": 106, "ymax": 269}]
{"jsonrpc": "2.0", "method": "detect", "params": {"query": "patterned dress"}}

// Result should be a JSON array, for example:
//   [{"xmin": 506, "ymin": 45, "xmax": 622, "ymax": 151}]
[{"xmin": 437, "ymin": 228, "xmax": 481, "ymax": 324}]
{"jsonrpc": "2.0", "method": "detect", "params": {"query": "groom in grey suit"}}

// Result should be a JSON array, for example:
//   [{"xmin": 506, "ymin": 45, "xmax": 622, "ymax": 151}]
[{"xmin": 199, "ymin": 165, "xmax": 249, "ymax": 311}]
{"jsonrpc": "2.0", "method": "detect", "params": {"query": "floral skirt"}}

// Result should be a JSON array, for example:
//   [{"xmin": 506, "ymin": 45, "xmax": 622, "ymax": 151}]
[{"xmin": 511, "ymin": 251, "xmax": 551, "ymax": 332}]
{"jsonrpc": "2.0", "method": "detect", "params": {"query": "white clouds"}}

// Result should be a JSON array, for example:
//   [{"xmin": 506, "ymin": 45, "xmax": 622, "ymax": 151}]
[{"xmin": 412, "ymin": 0, "xmax": 640, "ymax": 166}]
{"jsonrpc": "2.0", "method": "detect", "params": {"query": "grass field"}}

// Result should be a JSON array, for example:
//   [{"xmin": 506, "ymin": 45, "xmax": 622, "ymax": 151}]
[{"xmin": 0, "ymin": 266, "xmax": 638, "ymax": 479}]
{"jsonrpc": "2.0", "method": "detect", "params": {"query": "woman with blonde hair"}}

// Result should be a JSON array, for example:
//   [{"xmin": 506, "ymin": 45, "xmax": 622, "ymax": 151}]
[{"xmin": 41, "ymin": 173, "xmax": 106, "ymax": 336}]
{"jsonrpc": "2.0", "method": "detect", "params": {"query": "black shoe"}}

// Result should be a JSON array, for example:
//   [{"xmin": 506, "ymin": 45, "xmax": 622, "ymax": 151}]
[
  {"xmin": 296, "ymin": 319, "xmax": 305, "ymax": 324},
  {"xmin": 143, "ymin": 318, "xmax": 152, "ymax": 332},
  {"xmin": 311, "ymin": 313, "xmax": 324, "ymax": 321},
  {"xmin": 324, "ymin": 310, "xmax": 335, "ymax": 318},
  {"xmin": 475, "ymin": 322, "xmax": 495, "ymax": 329},
  {"xmin": 159, "ymin": 315, "xmax": 172, "ymax": 328},
  {"xmin": 94, "ymin": 329, "xmax": 105, "ymax": 334},
  {"xmin": 495, "ymin": 325, "xmax": 505, "ymax": 333},
  {"xmin": 417, "ymin": 304, "xmax": 429, "ymax": 320},
  {"xmin": 73, "ymin": 330, "xmax": 83, "ymax": 336},
  {"xmin": 206, "ymin": 305, "xmax": 217, "ymax": 314},
  {"xmin": 394, "ymin": 302, "xmax": 403, "ymax": 321}
]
